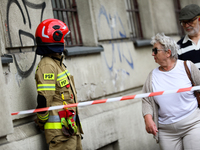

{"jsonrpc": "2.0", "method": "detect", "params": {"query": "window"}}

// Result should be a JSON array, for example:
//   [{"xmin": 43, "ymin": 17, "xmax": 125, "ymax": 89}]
[
  {"xmin": 51, "ymin": 0, "xmax": 83, "ymax": 46},
  {"xmin": 126, "ymin": 0, "xmax": 143, "ymax": 40},
  {"xmin": 174, "ymin": 0, "xmax": 184, "ymax": 37}
]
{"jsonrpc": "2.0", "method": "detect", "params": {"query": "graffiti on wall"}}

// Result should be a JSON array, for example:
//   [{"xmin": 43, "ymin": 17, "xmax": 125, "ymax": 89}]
[
  {"xmin": 6, "ymin": 0, "xmax": 46, "ymax": 78},
  {"xmin": 98, "ymin": 5, "xmax": 134, "ymax": 78}
]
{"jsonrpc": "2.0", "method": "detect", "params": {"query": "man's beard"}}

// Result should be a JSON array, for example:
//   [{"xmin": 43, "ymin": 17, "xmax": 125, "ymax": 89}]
[{"xmin": 185, "ymin": 23, "xmax": 200, "ymax": 36}]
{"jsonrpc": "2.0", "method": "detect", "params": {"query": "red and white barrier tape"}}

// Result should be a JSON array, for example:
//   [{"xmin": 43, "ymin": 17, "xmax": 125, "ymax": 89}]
[{"xmin": 11, "ymin": 85, "xmax": 200, "ymax": 116}]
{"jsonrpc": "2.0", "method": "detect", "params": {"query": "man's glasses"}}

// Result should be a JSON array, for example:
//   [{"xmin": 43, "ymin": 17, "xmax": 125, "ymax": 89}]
[
  {"xmin": 180, "ymin": 17, "xmax": 198, "ymax": 26},
  {"xmin": 152, "ymin": 48, "xmax": 165, "ymax": 54}
]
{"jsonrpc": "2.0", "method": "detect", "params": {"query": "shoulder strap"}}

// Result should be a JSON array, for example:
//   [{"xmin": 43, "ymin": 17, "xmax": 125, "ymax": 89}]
[{"xmin": 184, "ymin": 61, "xmax": 195, "ymax": 86}]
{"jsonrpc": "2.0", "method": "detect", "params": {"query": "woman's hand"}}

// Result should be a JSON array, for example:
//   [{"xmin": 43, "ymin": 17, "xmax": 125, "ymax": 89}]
[{"xmin": 144, "ymin": 114, "xmax": 158, "ymax": 136}]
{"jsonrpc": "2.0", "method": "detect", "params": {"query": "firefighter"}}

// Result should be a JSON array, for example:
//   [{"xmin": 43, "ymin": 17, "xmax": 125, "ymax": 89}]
[{"xmin": 34, "ymin": 18, "xmax": 83, "ymax": 150}]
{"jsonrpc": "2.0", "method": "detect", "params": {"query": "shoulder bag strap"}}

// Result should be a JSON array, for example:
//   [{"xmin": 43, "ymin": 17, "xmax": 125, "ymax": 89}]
[{"xmin": 184, "ymin": 61, "xmax": 195, "ymax": 86}]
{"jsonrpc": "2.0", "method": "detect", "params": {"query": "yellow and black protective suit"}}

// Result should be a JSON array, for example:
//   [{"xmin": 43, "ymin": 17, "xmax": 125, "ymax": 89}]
[{"xmin": 35, "ymin": 54, "xmax": 83, "ymax": 150}]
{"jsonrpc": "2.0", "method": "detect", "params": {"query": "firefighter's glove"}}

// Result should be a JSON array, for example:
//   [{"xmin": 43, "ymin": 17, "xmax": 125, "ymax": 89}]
[
  {"xmin": 58, "ymin": 110, "xmax": 71, "ymax": 137},
  {"xmin": 66, "ymin": 109, "xmax": 78, "ymax": 135},
  {"xmin": 58, "ymin": 111, "xmax": 68, "ymax": 128}
]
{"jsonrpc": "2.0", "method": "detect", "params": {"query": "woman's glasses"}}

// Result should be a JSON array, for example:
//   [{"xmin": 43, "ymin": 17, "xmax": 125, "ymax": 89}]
[{"xmin": 152, "ymin": 48, "xmax": 165, "ymax": 54}]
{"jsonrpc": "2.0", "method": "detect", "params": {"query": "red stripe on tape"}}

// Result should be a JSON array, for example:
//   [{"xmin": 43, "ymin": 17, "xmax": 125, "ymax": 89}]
[
  {"xmin": 121, "ymin": 95, "xmax": 136, "ymax": 101},
  {"xmin": 149, "ymin": 91, "xmax": 164, "ymax": 97},
  {"xmin": 33, "ymin": 107, "xmax": 50, "ymax": 113},
  {"xmin": 177, "ymin": 87, "xmax": 192, "ymax": 93},
  {"xmin": 64, "ymin": 103, "xmax": 78, "ymax": 109},
  {"xmin": 11, "ymin": 112, "xmax": 19, "ymax": 115},
  {"xmin": 92, "ymin": 99, "xmax": 107, "ymax": 105}
]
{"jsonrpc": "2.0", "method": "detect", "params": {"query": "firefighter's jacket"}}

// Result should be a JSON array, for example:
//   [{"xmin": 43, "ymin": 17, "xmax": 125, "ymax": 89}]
[{"xmin": 35, "ymin": 54, "xmax": 83, "ymax": 143}]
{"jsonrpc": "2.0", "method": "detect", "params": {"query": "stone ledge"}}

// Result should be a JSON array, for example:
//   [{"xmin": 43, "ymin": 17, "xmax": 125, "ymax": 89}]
[{"xmin": 64, "ymin": 45, "xmax": 104, "ymax": 56}]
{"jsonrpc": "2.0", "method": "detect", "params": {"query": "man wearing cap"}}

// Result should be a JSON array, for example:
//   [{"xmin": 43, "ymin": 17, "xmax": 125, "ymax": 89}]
[{"xmin": 177, "ymin": 4, "xmax": 200, "ymax": 69}]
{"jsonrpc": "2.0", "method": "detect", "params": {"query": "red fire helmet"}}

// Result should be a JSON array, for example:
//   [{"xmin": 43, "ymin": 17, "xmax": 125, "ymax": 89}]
[{"xmin": 35, "ymin": 18, "xmax": 70, "ymax": 46}]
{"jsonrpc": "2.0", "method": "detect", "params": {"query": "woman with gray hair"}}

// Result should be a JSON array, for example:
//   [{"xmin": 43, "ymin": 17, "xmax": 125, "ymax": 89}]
[{"xmin": 142, "ymin": 33, "xmax": 200, "ymax": 150}]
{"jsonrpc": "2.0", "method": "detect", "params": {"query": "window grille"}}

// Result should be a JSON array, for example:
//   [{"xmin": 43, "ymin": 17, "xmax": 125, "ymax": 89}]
[
  {"xmin": 174, "ymin": 0, "xmax": 184, "ymax": 37},
  {"xmin": 126, "ymin": 0, "xmax": 143, "ymax": 39},
  {"xmin": 51, "ymin": 0, "xmax": 83, "ymax": 46}
]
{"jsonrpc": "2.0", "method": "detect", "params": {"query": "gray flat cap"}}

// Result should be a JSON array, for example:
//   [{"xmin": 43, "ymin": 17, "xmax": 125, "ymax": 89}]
[{"xmin": 179, "ymin": 4, "xmax": 200, "ymax": 21}]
